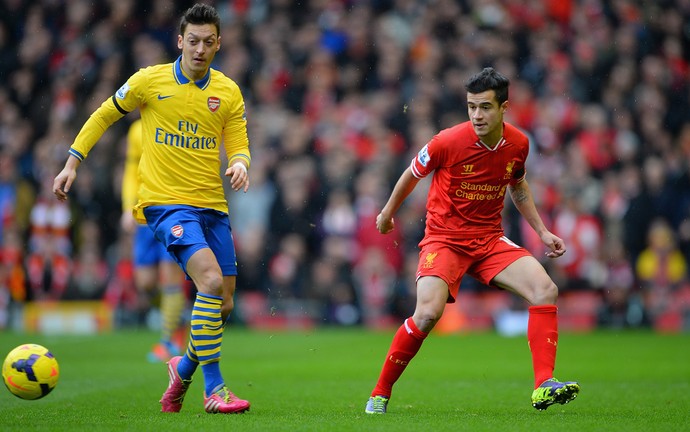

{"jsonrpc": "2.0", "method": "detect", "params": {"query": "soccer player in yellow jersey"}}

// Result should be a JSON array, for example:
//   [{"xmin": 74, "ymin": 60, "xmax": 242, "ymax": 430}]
[
  {"xmin": 121, "ymin": 119, "xmax": 188, "ymax": 364},
  {"xmin": 53, "ymin": 4, "xmax": 251, "ymax": 414}
]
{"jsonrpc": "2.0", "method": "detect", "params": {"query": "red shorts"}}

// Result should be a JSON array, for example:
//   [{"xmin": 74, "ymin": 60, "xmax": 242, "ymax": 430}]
[{"xmin": 416, "ymin": 234, "xmax": 532, "ymax": 302}]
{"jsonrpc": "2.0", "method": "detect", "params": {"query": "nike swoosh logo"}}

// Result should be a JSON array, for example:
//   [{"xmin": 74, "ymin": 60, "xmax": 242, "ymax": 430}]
[
  {"xmin": 157, "ymin": 94, "xmax": 173, "ymax": 100},
  {"xmin": 6, "ymin": 376, "xmax": 30, "ymax": 391}
]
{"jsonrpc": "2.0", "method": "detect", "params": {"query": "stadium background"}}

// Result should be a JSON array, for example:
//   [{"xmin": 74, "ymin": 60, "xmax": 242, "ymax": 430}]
[{"xmin": 0, "ymin": 0, "xmax": 689, "ymax": 335}]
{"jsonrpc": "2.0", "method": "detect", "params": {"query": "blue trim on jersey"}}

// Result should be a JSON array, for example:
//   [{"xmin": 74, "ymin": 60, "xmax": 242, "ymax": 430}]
[
  {"xmin": 172, "ymin": 60, "xmax": 182, "ymax": 86},
  {"xmin": 111, "ymin": 95, "xmax": 129, "ymax": 115},
  {"xmin": 173, "ymin": 56, "xmax": 211, "ymax": 89},
  {"xmin": 232, "ymin": 154, "xmax": 251, "ymax": 165},
  {"xmin": 68, "ymin": 148, "xmax": 85, "ymax": 161}
]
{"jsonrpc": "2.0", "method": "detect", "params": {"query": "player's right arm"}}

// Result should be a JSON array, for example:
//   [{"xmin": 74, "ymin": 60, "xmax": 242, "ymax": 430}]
[
  {"xmin": 377, "ymin": 137, "xmax": 440, "ymax": 234},
  {"xmin": 52, "ymin": 96, "xmax": 127, "ymax": 201},
  {"xmin": 53, "ymin": 70, "xmax": 147, "ymax": 202},
  {"xmin": 378, "ymin": 137, "xmax": 441, "ymax": 234},
  {"xmin": 53, "ymin": 154, "xmax": 81, "ymax": 201},
  {"xmin": 376, "ymin": 167, "xmax": 420, "ymax": 234}
]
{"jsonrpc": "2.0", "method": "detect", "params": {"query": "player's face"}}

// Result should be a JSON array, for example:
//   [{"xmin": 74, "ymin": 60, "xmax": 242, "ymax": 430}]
[
  {"xmin": 178, "ymin": 23, "xmax": 220, "ymax": 81},
  {"xmin": 467, "ymin": 90, "xmax": 507, "ymax": 146}
]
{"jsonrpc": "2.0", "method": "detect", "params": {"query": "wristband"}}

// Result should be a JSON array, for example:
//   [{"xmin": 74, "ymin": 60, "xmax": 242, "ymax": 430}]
[{"xmin": 232, "ymin": 162, "xmax": 247, "ymax": 174}]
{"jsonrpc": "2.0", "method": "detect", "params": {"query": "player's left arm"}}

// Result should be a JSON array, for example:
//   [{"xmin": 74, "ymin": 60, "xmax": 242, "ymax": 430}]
[{"xmin": 509, "ymin": 179, "xmax": 566, "ymax": 258}]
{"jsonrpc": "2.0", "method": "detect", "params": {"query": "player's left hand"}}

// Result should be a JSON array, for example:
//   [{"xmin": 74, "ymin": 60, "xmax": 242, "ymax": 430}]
[
  {"xmin": 226, "ymin": 162, "xmax": 249, "ymax": 192},
  {"xmin": 542, "ymin": 231, "xmax": 566, "ymax": 258}
]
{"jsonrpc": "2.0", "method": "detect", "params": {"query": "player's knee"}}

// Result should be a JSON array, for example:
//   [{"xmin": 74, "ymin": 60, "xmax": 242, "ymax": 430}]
[
  {"xmin": 532, "ymin": 280, "xmax": 558, "ymax": 305},
  {"xmin": 221, "ymin": 298, "xmax": 234, "ymax": 318},
  {"xmin": 195, "ymin": 271, "xmax": 223, "ymax": 297},
  {"xmin": 413, "ymin": 304, "xmax": 444, "ymax": 332}
]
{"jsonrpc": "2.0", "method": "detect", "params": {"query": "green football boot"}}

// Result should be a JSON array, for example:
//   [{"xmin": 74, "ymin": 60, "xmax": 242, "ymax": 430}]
[
  {"xmin": 365, "ymin": 395, "xmax": 389, "ymax": 414},
  {"xmin": 531, "ymin": 378, "xmax": 580, "ymax": 411}
]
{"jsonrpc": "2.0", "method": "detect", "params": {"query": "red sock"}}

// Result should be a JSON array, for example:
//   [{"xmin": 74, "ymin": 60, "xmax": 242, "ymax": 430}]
[
  {"xmin": 528, "ymin": 305, "xmax": 558, "ymax": 388},
  {"xmin": 372, "ymin": 318, "xmax": 428, "ymax": 398}
]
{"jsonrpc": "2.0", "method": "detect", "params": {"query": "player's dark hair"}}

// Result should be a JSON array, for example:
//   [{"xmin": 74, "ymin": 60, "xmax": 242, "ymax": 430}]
[
  {"xmin": 180, "ymin": 3, "xmax": 220, "ymax": 36},
  {"xmin": 464, "ymin": 67, "xmax": 510, "ymax": 105}
]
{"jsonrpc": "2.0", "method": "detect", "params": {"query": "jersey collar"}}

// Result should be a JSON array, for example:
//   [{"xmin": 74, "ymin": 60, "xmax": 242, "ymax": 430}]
[
  {"xmin": 173, "ymin": 56, "xmax": 211, "ymax": 89},
  {"xmin": 477, "ymin": 137, "xmax": 506, "ymax": 151}
]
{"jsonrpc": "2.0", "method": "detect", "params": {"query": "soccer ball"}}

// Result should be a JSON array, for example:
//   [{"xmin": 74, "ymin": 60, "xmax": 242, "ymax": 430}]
[{"xmin": 2, "ymin": 344, "xmax": 60, "ymax": 400}]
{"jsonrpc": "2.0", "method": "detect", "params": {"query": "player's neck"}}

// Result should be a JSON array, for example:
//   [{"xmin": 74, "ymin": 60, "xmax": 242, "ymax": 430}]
[
  {"xmin": 481, "ymin": 123, "xmax": 504, "ymax": 148},
  {"xmin": 480, "ymin": 133, "xmax": 502, "ymax": 149},
  {"xmin": 180, "ymin": 64, "xmax": 208, "ymax": 83},
  {"xmin": 480, "ymin": 139, "xmax": 499, "ymax": 149}
]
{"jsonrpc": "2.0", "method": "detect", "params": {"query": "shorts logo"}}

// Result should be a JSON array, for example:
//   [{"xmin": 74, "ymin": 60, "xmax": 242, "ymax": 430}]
[
  {"xmin": 417, "ymin": 145, "xmax": 430, "ymax": 167},
  {"xmin": 116, "ymin": 82, "xmax": 130, "ymax": 99},
  {"xmin": 423, "ymin": 252, "xmax": 437, "ymax": 269},
  {"xmin": 208, "ymin": 97, "xmax": 220, "ymax": 112},
  {"xmin": 171, "ymin": 224, "xmax": 184, "ymax": 238}
]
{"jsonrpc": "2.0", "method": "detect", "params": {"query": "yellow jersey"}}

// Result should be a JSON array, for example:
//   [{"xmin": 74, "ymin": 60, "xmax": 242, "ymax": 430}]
[{"xmin": 69, "ymin": 56, "xmax": 250, "ymax": 223}]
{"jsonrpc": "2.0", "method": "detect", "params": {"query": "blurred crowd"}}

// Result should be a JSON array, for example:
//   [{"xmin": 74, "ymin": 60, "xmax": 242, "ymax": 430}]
[{"xmin": 1, "ymin": 0, "xmax": 690, "ymax": 332}]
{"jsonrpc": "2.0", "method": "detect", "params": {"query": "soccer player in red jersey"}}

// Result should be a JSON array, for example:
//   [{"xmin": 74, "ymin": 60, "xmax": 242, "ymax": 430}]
[{"xmin": 365, "ymin": 68, "xmax": 579, "ymax": 414}]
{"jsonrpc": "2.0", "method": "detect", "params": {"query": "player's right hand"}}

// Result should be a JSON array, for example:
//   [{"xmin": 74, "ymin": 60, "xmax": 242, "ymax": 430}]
[
  {"xmin": 52, "ymin": 169, "xmax": 75, "ymax": 201},
  {"xmin": 376, "ymin": 212, "xmax": 395, "ymax": 234},
  {"xmin": 52, "ymin": 156, "xmax": 80, "ymax": 201}
]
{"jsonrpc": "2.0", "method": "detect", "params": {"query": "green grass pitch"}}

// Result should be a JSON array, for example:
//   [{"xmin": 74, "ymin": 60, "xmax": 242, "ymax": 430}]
[{"xmin": 1, "ymin": 328, "xmax": 688, "ymax": 431}]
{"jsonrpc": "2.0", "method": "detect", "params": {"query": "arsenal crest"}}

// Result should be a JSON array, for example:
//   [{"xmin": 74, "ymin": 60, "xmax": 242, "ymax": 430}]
[
  {"xmin": 171, "ymin": 224, "xmax": 184, "ymax": 238},
  {"xmin": 208, "ymin": 96, "xmax": 220, "ymax": 112}
]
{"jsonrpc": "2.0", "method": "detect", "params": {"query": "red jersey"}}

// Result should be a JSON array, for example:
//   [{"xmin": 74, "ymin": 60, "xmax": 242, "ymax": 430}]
[{"xmin": 410, "ymin": 121, "xmax": 529, "ymax": 240}]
